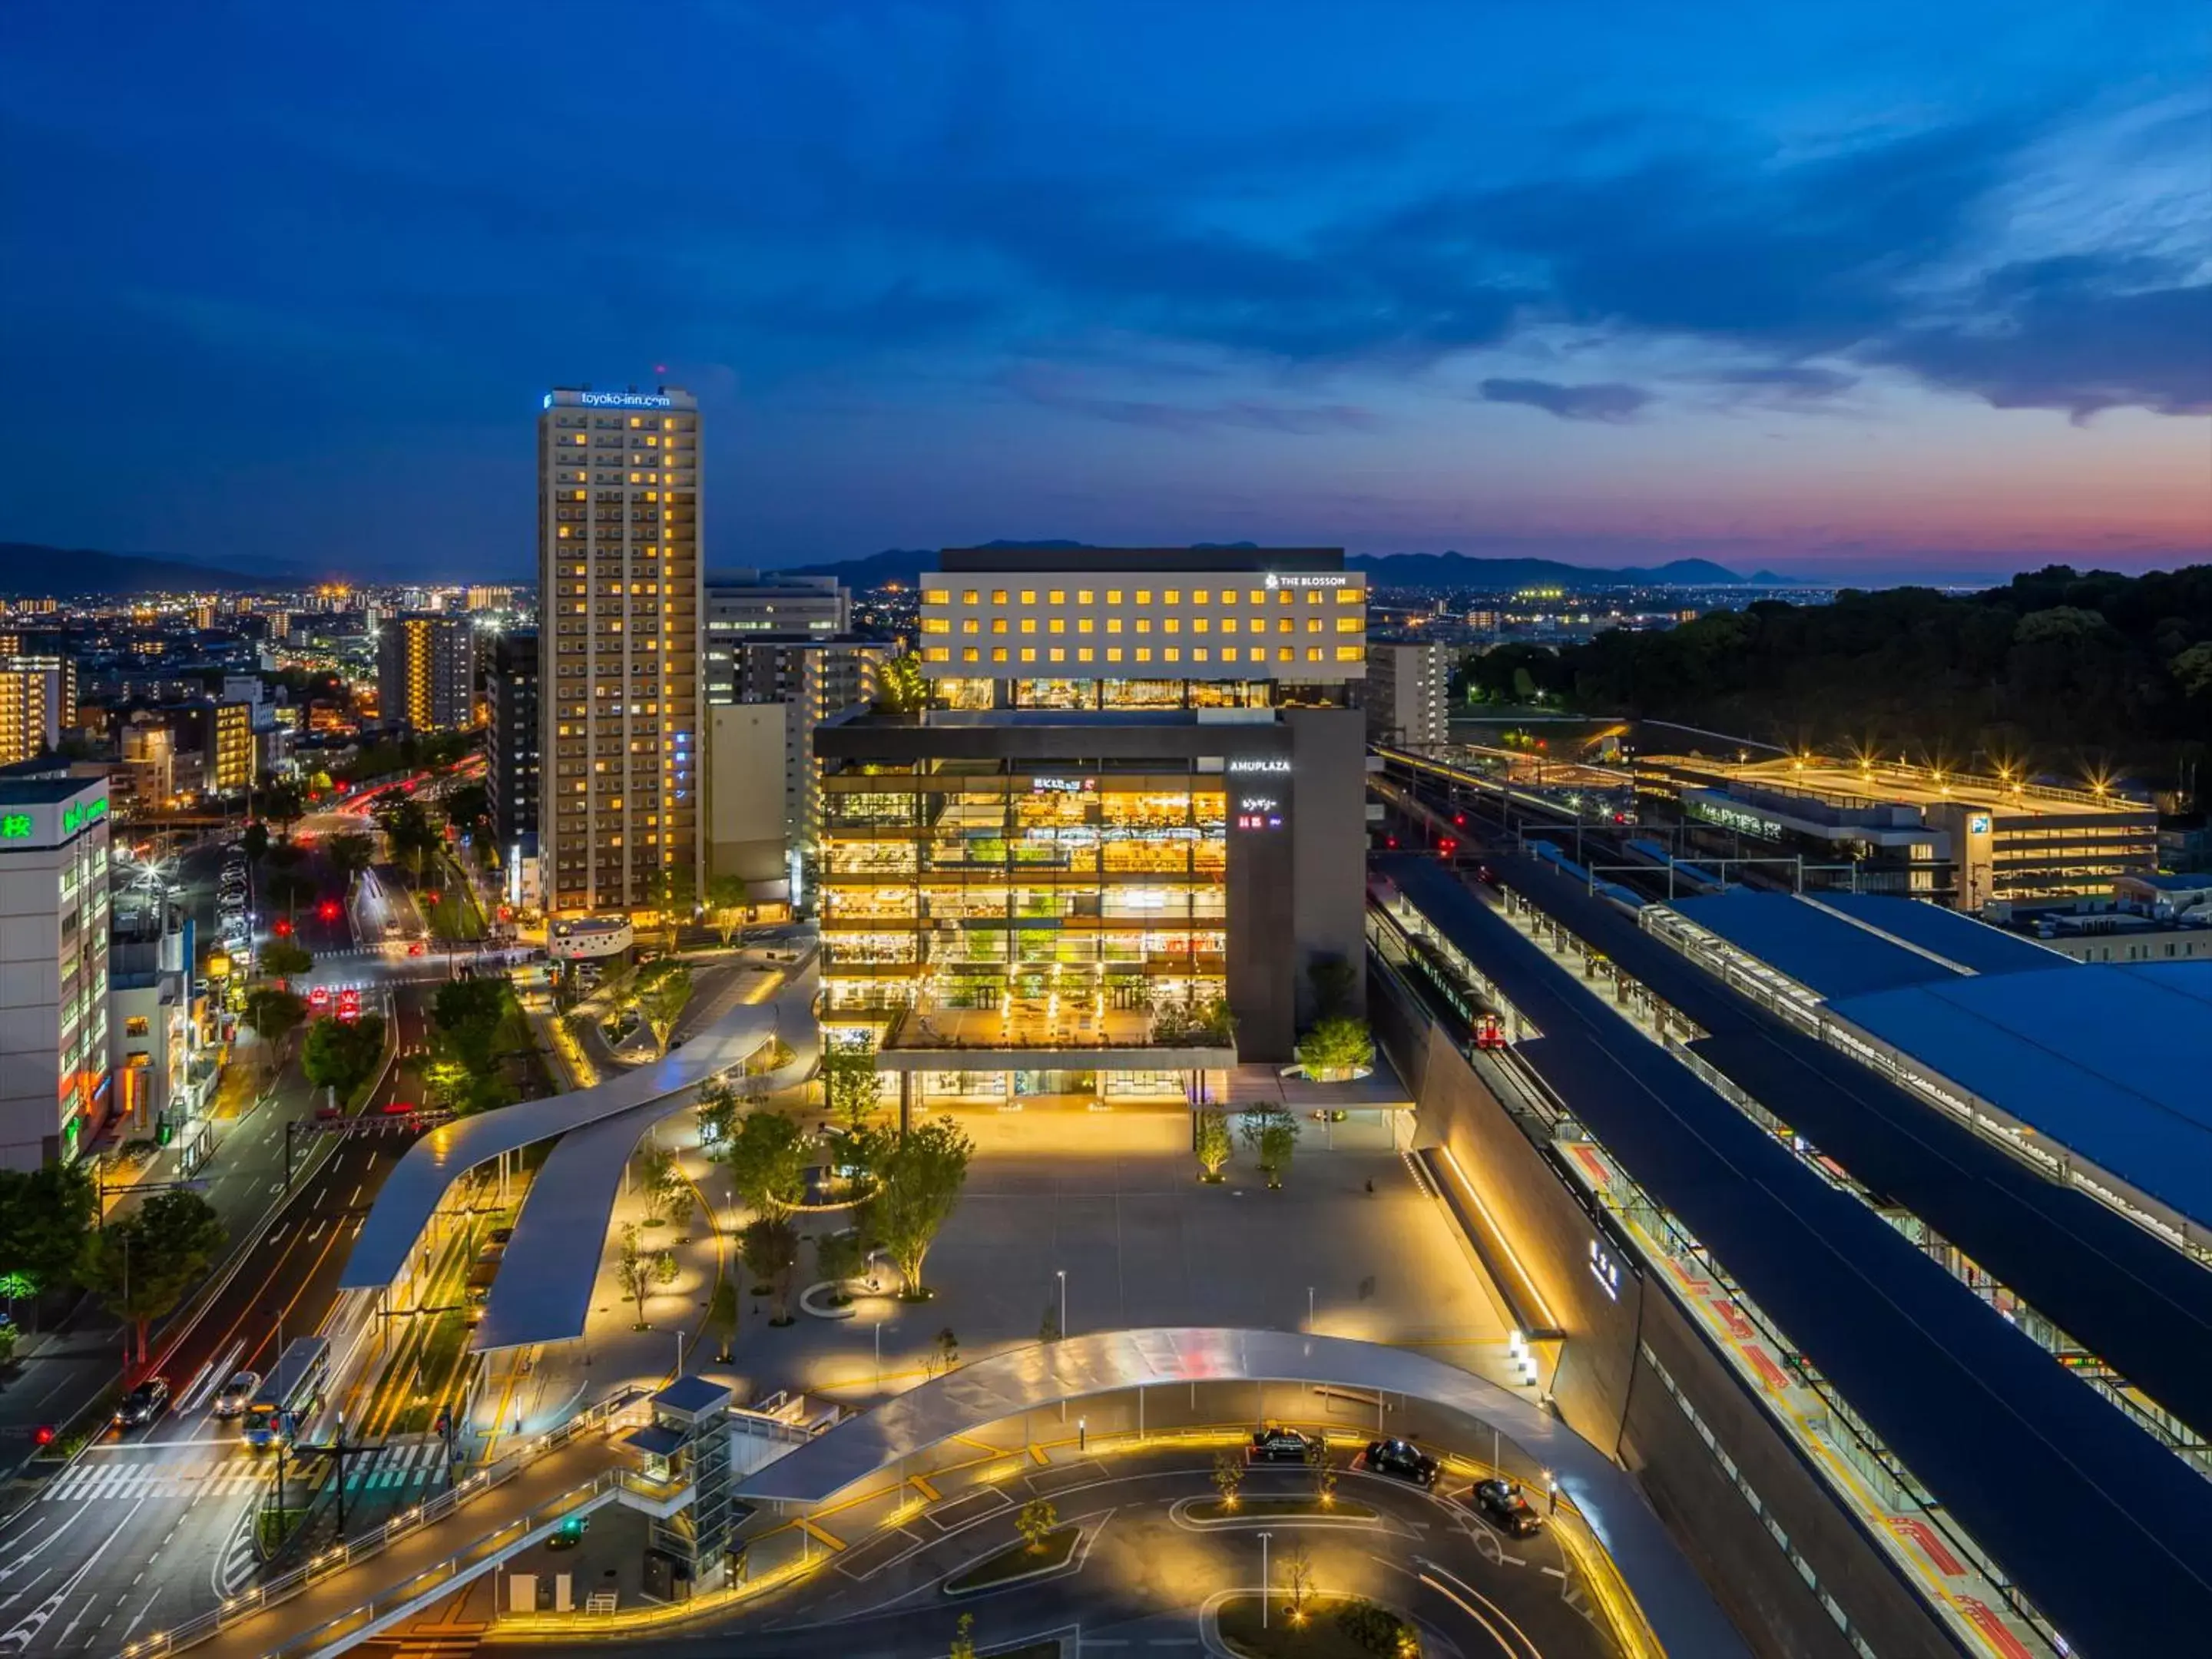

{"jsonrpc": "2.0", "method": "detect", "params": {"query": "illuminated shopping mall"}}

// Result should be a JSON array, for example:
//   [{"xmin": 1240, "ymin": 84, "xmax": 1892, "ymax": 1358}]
[{"xmin": 814, "ymin": 548, "xmax": 1372, "ymax": 1114}]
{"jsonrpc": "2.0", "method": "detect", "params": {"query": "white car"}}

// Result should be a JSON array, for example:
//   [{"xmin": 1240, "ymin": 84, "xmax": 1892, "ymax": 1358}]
[{"xmin": 212, "ymin": 1370, "xmax": 260, "ymax": 1419}]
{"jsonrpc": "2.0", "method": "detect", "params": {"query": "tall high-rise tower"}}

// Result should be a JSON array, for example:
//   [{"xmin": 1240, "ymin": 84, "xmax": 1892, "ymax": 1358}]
[{"xmin": 537, "ymin": 386, "xmax": 702, "ymax": 916}]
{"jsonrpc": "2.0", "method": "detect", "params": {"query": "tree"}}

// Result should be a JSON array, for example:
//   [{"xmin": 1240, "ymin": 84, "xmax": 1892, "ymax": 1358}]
[
  {"xmin": 241, "ymin": 987, "xmax": 306, "ymax": 1080},
  {"xmin": 718, "ymin": 1108, "xmax": 811, "ymax": 1222},
  {"xmin": 1239, "ymin": 1108, "xmax": 1301, "ymax": 1190},
  {"xmin": 694, "ymin": 1076, "xmax": 742, "ymax": 1149},
  {"xmin": 634, "ymin": 963, "xmax": 694, "ymax": 1058},
  {"xmin": 862, "ymin": 1116, "xmax": 974, "ymax": 1299},
  {"xmin": 80, "ymin": 1190, "xmax": 226, "ymax": 1363},
  {"xmin": 303, "ymin": 1014, "xmax": 387, "ymax": 1098},
  {"xmin": 1210, "ymin": 1449, "xmax": 1243, "ymax": 1508},
  {"xmin": 326, "ymin": 831, "xmax": 376, "ymax": 886},
  {"xmin": 707, "ymin": 1275, "xmax": 740, "ymax": 1363},
  {"xmin": 1038, "ymin": 1299, "xmax": 1061, "ymax": 1344},
  {"xmin": 376, "ymin": 796, "xmax": 440, "ymax": 881},
  {"xmin": 442, "ymin": 781, "xmax": 491, "ymax": 838},
  {"xmin": 637, "ymin": 1144, "xmax": 693, "ymax": 1233},
  {"xmin": 1280, "ymin": 1538, "xmax": 1316, "ymax": 1618},
  {"xmin": 949, "ymin": 1611, "xmax": 977, "ymax": 1659},
  {"xmin": 815, "ymin": 1229, "xmax": 866, "ymax": 1300},
  {"xmin": 259, "ymin": 777, "xmax": 306, "ymax": 837},
  {"xmin": 874, "ymin": 652, "xmax": 927, "ymax": 715},
  {"xmin": 1312, "ymin": 1448, "xmax": 1339, "ymax": 1507},
  {"xmin": 821, "ymin": 1037, "xmax": 883, "ymax": 1134},
  {"xmin": 934, "ymin": 1326, "xmax": 960, "ymax": 1373},
  {"xmin": 257, "ymin": 939, "xmax": 313, "ymax": 982},
  {"xmin": 1194, "ymin": 1108, "xmax": 1232, "ymax": 1184},
  {"xmin": 240, "ymin": 821, "xmax": 270, "ymax": 869},
  {"xmin": 647, "ymin": 865, "xmax": 695, "ymax": 949},
  {"xmin": 1295, "ymin": 1017, "xmax": 1374, "ymax": 1081},
  {"xmin": 739, "ymin": 1216, "xmax": 800, "ymax": 1325},
  {"xmin": 1016, "ymin": 1497, "xmax": 1058, "ymax": 1553},
  {"xmin": 615, "ymin": 1223, "xmax": 677, "ymax": 1330},
  {"xmin": 0, "ymin": 1164, "xmax": 98, "ymax": 1320},
  {"xmin": 705, "ymin": 874, "xmax": 751, "ymax": 947}
]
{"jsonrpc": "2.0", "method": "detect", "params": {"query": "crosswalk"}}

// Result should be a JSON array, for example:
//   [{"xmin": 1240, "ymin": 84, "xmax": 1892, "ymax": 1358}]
[{"xmin": 44, "ymin": 1439, "xmax": 449, "ymax": 1502}]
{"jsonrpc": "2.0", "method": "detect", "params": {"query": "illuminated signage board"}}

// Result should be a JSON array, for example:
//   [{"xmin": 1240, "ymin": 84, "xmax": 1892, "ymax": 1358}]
[
  {"xmin": 1969, "ymin": 815, "xmax": 1992, "ymax": 835},
  {"xmin": 1237, "ymin": 794, "xmax": 1283, "ymax": 831},
  {"xmin": 543, "ymin": 391, "xmax": 674, "ymax": 410},
  {"xmin": 0, "ymin": 814, "xmax": 28, "ymax": 840},
  {"xmin": 1227, "ymin": 758, "xmax": 1292, "ymax": 775},
  {"xmin": 1588, "ymin": 1238, "xmax": 1621, "ymax": 1302},
  {"xmin": 1264, "ymin": 572, "xmax": 1354, "ymax": 591},
  {"xmin": 1031, "ymin": 777, "xmax": 1095, "ymax": 794},
  {"xmin": 62, "ymin": 796, "xmax": 108, "ymax": 836}
]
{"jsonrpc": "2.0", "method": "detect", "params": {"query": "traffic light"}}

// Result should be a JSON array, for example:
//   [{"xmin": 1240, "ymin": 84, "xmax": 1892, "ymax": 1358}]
[
  {"xmin": 274, "ymin": 918, "xmax": 293, "ymax": 937},
  {"xmin": 320, "ymin": 900, "xmax": 339, "ymax": 922},
  {"xmin": 32, "ymin": 1425, "xmax": 55, "ymax": 1446},
  {"xmin": 1453, "ymin": 813, "xmax": 1465, "ymax": 827},
  {"xmin": 1439, "ymin": 838, "xmax": 1457, "ymax": 857}
]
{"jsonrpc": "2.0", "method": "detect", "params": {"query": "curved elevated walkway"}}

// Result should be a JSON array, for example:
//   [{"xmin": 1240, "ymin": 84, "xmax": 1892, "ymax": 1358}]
[
  {"xmin": 737, "ymin": 1325, "xmax": 1747, "ymax": 1658},
  {"xmin": 339, "ymin": 950, "xmax": 818, "ymax": 1299},
  {"xmin": 472, "ymin": 965, "xmax": 820, "ymax": 1351}
]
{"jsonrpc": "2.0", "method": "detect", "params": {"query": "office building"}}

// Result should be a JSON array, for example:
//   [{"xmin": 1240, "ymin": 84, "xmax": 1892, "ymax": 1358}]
[
  {"xmin": 377, "ymin": 611, "xmax": 478, "ymax": 733},
  {"xmin": 1634, "ymin": 753, "xmax": 2159, "ymax": 907},
  {"xmin": 0, "ymin": 656, "xmax": 68, "ymax": 768},
  {"xmin": 538, "ymin": 386, "xmax": 702, "ymax": 916},
  {"xmin": 703, "ymin": 570, "xmax": 848, "ymax": 671},
  {"xmin": 486, "ymin": 628, "xmax": 541, "ymax": 848},
  {"xmin": 209, "ymin": 700, "xmax": 256, "ymax": 795},
  {"xmin": 817, "ymin": 548, "xmax": 1370, "ymax": 1113},
  {"xmin": 1365, "ymin": 640, "xmax": 1452, "ymax": 749},
  {"xmin": 108, "ymin": 870, "xmax": 207, "ymax": 1155},
  {"xmin": 117, "ymin": 716, "xmax": 176, "ymax": 813},
  {"xmin": 0, "ymin": 776, "xmax": 113, "ymax": 1168}
]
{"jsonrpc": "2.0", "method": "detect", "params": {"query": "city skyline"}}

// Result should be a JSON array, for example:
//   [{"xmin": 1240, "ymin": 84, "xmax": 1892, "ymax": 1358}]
[{"xmin": 3, "ymin": 4, "xmax": 2207, "ymax": 584}]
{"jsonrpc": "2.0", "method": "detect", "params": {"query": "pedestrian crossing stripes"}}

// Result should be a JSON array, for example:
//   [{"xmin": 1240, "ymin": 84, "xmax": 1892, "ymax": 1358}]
[{"xmin": 43, "ymin": 1440, "xmax": 448, "ymax": 1502}]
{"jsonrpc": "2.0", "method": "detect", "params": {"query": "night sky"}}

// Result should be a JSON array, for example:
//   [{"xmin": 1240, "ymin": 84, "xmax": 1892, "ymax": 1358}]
[{"xmin": 5, "ymin": 2, "xmax": 2207, "ymax": 583}]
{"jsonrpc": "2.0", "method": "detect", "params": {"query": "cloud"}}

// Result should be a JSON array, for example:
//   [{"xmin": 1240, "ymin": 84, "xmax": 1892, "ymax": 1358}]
[
  {"xmin": 1478, "ymin": 378, "xmax": 1651, "ymax": 422},
  {"xmin": 1708, "ymin": 365, "xmax": 1860, "ymax": 396},
  {"xmin": 1009, "ymin": 367, "xmax": 1379, "ymax": 434},
  {"xmin": 1873, "ymin": 260, "xmax": 2212, "ymax": 420}
]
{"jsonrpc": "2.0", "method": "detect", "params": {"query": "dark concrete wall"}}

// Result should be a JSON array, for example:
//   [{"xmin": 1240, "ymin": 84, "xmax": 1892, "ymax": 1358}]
[
  {"xmin": 1227, "ymin": 813, "xmax": 1296, "ymax": 1061},
  {"xmin": 1286, "ymin": 707, "xmax": 1370, "ymax": 1024}
]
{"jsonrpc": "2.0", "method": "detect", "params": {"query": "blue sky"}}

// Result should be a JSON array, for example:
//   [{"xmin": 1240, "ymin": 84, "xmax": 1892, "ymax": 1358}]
[{"xmin": 2, "ymin": 1, "xmax": 2207, "ymax": 581}]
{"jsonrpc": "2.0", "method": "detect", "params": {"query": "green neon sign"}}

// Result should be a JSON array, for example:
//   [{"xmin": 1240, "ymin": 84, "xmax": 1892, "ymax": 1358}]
[
  {"xmin": 61, "ymin": 796, "xmax": 109, "ymax": 836},
  {"xmin": 0, "ymin": 813, "xmax": 29, "ymax": 840}
]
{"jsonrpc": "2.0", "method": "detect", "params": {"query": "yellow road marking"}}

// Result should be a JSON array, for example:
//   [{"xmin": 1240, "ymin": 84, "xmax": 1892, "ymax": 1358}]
[{"xmin": 797, "ymin": 1516, "xmax": 845, "ymax": 1551}]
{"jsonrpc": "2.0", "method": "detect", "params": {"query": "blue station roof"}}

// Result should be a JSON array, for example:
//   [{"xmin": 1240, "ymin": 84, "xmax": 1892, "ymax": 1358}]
[
  {"xmin": 1830, "ymin": 962, "xmax": 2212, "ymax": 1236},
  {"xmin": 1806, "ymin": 892, "xmax": 2073, "ymax": 977},
  {"xmin": 1376, "ymin": 854, "xmax": 2212, "ymax": 1653},
  {"xmin": 1666, "ymin": 890, "xmax": 1963, "ymax": 999},
  {"xmin": 1439, "ymin": 848, "xmax": 2212, "ymax": 1451}
]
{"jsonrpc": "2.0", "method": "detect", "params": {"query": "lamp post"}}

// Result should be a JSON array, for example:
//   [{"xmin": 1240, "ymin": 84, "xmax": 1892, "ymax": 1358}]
[
  {"xmin": 1056, "ymin": 1270, "xmax": 1068, "ymax": 1422},
  {"xmin": 1258, "ymin": 1531, "xmax": 1273, "ymax": 1628}
]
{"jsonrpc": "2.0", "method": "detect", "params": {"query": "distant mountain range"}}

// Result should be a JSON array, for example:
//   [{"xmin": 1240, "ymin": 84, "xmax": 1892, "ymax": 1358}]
[
  {"xmin": 0, "ymin": 541, "xmax": 286, "ymax": 597},
  {"xmin": 782, "ymin": 541, "xmax": 1797, "ymax": 591}
]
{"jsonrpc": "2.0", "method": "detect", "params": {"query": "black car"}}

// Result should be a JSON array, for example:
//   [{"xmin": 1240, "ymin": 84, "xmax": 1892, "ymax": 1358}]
[
  {"xmin": 1363, "ymin": 1436, "xmax": 1439, "ymax": 1487},
  {"xmin": 114, "ymin": 1376, "xmax": 171, "ymax": 1429},
  {"xmin": 1471, "ymin": 1478, "xmax": 1545, "ymax": 1537},
  {"xmin": 1249, "ymin": 1426, "xmax": 1323, "ymax": 1464}
]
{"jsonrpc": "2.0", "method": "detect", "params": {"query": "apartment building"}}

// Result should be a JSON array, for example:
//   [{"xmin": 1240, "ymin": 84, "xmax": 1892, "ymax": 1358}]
[{"xmin": 0, "ymin": 776, "xmax": 113, "ymax": 1167}]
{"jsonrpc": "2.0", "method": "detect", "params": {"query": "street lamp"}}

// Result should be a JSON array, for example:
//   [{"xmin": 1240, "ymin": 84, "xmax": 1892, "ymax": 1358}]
[{"xmin": 1258, "ymin": 1530, "xmax": 1273, "ymax": 1628}]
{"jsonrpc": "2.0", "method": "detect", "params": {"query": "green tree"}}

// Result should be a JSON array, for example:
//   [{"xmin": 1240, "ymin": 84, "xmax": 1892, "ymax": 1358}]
[
  {"xmin": 615, "ymin": 1223, "xmax": 677, "ymax": 1330},
  {"xmin": 949, "ymin": 1611, "xmax": 977, "ymax": 1659},
  {"xmin": 240, "ymin": 821, "xmax": 270, "ymax": 869},
  {"xmin": 694, "ymin": 1076, "xmax": 742, "ymax": 1149},
  {"xmin": 647, "ymin": 865, "xmax": 695, "ymax": 949},
  {"xmin": 821, "ymin": 1037, "xmax": 883, "ymax": 1134},
  {"xmin": 1295, "ymin": 1017, "xmax": 1374, "ymax": 1080},
  {"xmin": 302, "ymin": 1014, "xmax": 388, "ymax": 1098},
  {"xmin": 80, "ymin": 1189, "xmax": 227, "ymax": 1363},
  {"xmin": 1280, "ymin": 1538, "xmax": 1315, "ymax": 1617},
  {"xmin": 1016, "ymin": 1496, "xmax": 1058, "ymax": 1553},
  {"xmin": 1308, "ymin": 956, "xmax": 1357, "ymax": 1022},
  {"xmin": 717, "ymin": 1108, "xmax": 811, "ymax": 1222},
  {"xmin": 861, "ymin": 1116, "xmax": 974, "ymax": 1299},
  {"xmin": 376, "ymin": 796, "xmax": 440, "ymax": 882},
  {"xmin": 326, "ymin": 831, "xmax": 376, "ymax": 886},
  {"xmin": 1194, "ymin": 1108, "xmax": 1232, "ymax": 1183},
  {"xmin": 634, "ymin": 963, "xmax": 694, "ymax": 1057},
  {"xmin": 1239, "ymin": 1107, "xmax": 1301, "ymax": 1190},
  {"xmin": 874, "ymin": 653, "xmax": 927, "ymax": 715},
  {"xmin": 258, "ymin": 776, "xmax": 306, "ymax": 837},
  {"xmin": 636, "ymin": 1143, "xmax": 694, "ymax": 1232},
  {"xmin": 257, "ymin": 939, "xmax": 313, "ymax": 982},
  {"xmin": 707, "ymin": 1275, "xmax": 740, "ymax": 1363},
  {"xmin": 442, "ymin": 781, "xmax": 491, "ymax": 837},
  {"xmin": 431, "ymin": 977, "xmax": 512, "ymax": 1073},
  {"xmin": 1312, "ymin": 1448, "xmax": 1339, "ymax": 1506},
  {"xmin": 0, "ymin": 1164, "xmax": 98, "ymax": 1320},
  {"xmin": 815, "ymin": 1228, "xmax": 866, "ymax": 1300},
  {"xmin": 704, "ymin": 874, "xmax": 751, "ymax": 947},
  {"xmin": 241, "ymin": 987, "xmax": 306, "ymax": 1081},
  {"xmin": 739, "ymin": 1216, "xmax": 800, "ymax": 1325},
  {"xmin": 1210, "ymin": 1449, "xmax": 1243, "ymax": 1507}
]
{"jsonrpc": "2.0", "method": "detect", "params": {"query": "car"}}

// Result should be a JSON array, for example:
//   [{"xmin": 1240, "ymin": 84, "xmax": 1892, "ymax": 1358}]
[
  {"xmin": 407, "ymin": 942, "xmax": 426, "ymax": 957},
  {"xmin": 1470, "ymin": 1479, "xmax": 1545, "ymax": 1537},
  {"xmin": 382, "ymin": 1098, "xmax": 417, "ymax": 1115},
  {"xmin": 212, "ymin": 1371, "xmax": 261, "ymax": 1419},
  {"xmin": 114, "ymin": 1376, "xmax": 171, "ymax": 1429},
  {"xmin": 1249, "ymin": 1426, "xmax": 1323, "ymax": 1464},
  {"xmin": 1363, "ymin": 1437, "xmax": 1439, "ymax": 1488},
  {"xmin": 315, "ymin": 1103, "xmax": 343, "ymax": 1120}
]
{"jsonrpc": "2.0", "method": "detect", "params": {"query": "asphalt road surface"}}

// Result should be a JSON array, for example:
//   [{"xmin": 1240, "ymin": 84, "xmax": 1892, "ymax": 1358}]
[{"xmin": 488, "ymin": 1445, "xmax": 1620, "ymax": 1659}]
